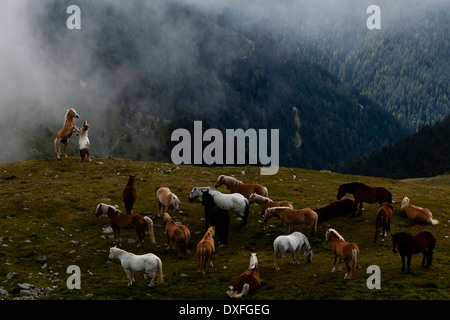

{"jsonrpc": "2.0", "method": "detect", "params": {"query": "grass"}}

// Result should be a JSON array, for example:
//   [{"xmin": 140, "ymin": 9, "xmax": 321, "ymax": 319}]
[{"xmin": 0, "ymin": 157, "xmax": 449, "ymax": 300}]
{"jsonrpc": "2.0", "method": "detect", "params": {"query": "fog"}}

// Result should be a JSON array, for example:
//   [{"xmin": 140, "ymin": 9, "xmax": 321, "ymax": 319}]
[{"xmin": 0, "ymin": 0, "xmax": 447, "ymax": 163}]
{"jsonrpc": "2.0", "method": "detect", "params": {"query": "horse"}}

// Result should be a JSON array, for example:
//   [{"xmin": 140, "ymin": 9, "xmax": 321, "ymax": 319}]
[
  {"xmin": 196, "ymin": 226, "xmax": 216, "ymax": 274},
  {"xmin": 314, "ymin": 199, "xmax": 355, "ymax": 223},
  {"xmin": 78, "ymin": 120, "xmax": 90, "ymax": 161},
  {"xmin": 264, "ymin": 207, "xmax": 318, "ymax": 238},
  {"xmin": 273, "ymin": 231, "xmax": 312, "ymax": 271},
  {"xmin": 248, "ymin": 193, "xmax": 293, "ymax": 216},
  {"xmin": 157, "ymin": 187, "xmax": 180, "ymax": 215},
  {"xmin": 325, "ymin": 228, "xmax": 359, "ymax": 280},
  {"xmin": 392, "ymin": 231, "xmax": 436, "ymax": 273},
  {"xmin": 336, "ymin": 182, "xmax": 392, "ymax": 217},
  {"xmin": 54, "ymin": 108, "xmax": 80, "ymax": 159},
  {"xmin": 108, "ymin": 246, "xmax": 163, "ymax": 287},
  {"xmin": 95, "ymin": 203, "xmax": 155, "ymax": 247},
  {"xmin": 400, "ymin": 197, "xmax": 439, "ymax": 225},
  {"xmin": 215, "ymin": 175, "xmax": 268, "ymax": 199},
  {"xmin": 162, "ymin": 212, "xmax": 190, "ymax": 258},
  {"xmin": 201, "ymin": 190, "xmax": 230, "ymax": 245},
  {"xmin": 189, "ymin": 187, "xmax": 249, "ymax": 227},
  {"xmin": 122, "ymin": 175, "xmax": 137, "ymax": 214},
  {"xmin": 374, "ymin": 202, "xmax": 394, "ymax": 242},
  {"xmin": 226, "ymin": 253, "xmax": 261, "ymax": 298}
]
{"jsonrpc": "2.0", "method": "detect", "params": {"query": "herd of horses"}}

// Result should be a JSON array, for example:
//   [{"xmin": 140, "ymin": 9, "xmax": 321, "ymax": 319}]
[{"xmin": 57, "ymin": 108, "xmax": 439, "ymax": 297}]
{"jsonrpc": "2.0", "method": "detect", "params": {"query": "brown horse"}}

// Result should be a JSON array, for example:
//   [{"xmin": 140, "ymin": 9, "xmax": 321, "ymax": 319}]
[
  {"xmin": 196, "ymin": 226, "xmax": 215, "ymax": 274},
  {"xmin": 315, "ymin": 198, "xmax": 355, "ymax": 222},
  {"xmin": 157, "ymin": 187, "xmax": 180, "ymax": 214},
  {"xmin": 95, "ymin": 203, "xmax": 155, "ymax": 247},
  {"xmin": 55, "ymin": 108, "xmax": 80, "ymax": 159},
  {"xmin": 325, "ymin": 228, "xmax": 359, "ymax": 280},
  {"xmin": 162, "ymin": 212, "xmax": 190, "ymax": 257},
  {"xmin": 336, "ymin": 182, "xmax": 392, "ymax": 217},
  {"xmin": 226, "ymin": 253, "xmax": 261, "ymax": 298},
  {"xmin": 400, "ymin": 197, "xmax": 439, "ymax": 225},
  {"xmin": 374, "ymin": 202, "xmax": 394, "ymax": 242},
  {"xmin": 248, "ymin": 193, "xmax": 293, "ymax": 216},
  {"xmin": 264, "ymin": 207, "xmax": 318, "ymax": 238},
  {"xmin": 122, "ymin": 175, "xmax": 137, "ymax": 214},
  {"xmin": 215, "ymin": 175, "xmax": 268, "ymax": 199},
  {"xmin": 392, "ymin": 231, "xmax": 436, "ymax": 273}
]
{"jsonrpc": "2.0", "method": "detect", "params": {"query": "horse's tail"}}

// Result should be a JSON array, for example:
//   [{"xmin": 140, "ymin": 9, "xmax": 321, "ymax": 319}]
[
  {"xmin": 156, "ymin": 257, "xmax": 164, "ymax": 284},
  {"xmin": 263, "ymin": 187, "xmax": 268, "ymax": 197},
  {"xmin": 311, "ymin": 211, "xmax": 318, "ymax": 238},
  {"xmin": 144, "ymin": 216, "xmax": 156, "ymax": 244},
  {"xmin": 428, "ymin": 217, "xmax": 439, "ymax": 225},
  {"xmin": 351, "ymin": 249, "xmax": 358, "ymax": 279},
  {"xmin": 198, "ymin": 246, "xmax": 206, "ymax": 274},
  {"xmin": 226, "ymin": 283, "xmax": 250, "ymax": 299}
]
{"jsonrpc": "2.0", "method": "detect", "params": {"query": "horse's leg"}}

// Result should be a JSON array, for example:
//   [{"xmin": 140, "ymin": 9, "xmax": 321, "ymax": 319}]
[
  {"xmin": 136, "ymin": 228, "xmax": 144, "ymax": 248},
  {"xmin": 125, "ymin": 269, "xmax": 132, "ymax": 286},
  {"xmin": 427, "ymin": 248, "xmax": 433, "ymax": 267},
  {"xmin": 273, "ymin": 250, "xmax": 280, "ymax": 271},
  {"xmin": 62, "ymin": 139, "xmax": 69, "ymax": 157},
  {"xmin": 332, "ymin": 254, "xmax": 337, "ymax": 273},
  {"xmin": 295, "ymin": 248, "xmax": 300, "ymax": 264},
  {"xmin": 357, "ymin": 202, "xmax": 363, "ymax": 216},
  {"xmin": 54, "ymin": 137, "xmax": 61, "ymax": 159},
  {"xmin": 421, "ymin": 252, "xmax": 427, "ymax": 267},
  {"xmin": 400, "ymin": 254, "xmax": 405, "ymax": 272},
  {"xmin": 344, "ymin": 258, "xmax": 351, "ymax": 280}
]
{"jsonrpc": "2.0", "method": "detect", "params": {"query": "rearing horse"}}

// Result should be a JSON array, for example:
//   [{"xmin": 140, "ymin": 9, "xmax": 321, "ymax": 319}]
[{"xmin": 55, "ymin": 108, "xmax": 80, "ymax": 159}]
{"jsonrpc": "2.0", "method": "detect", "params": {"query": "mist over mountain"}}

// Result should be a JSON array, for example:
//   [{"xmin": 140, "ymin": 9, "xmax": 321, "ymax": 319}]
[{"xmin": 0, "ymin": 0, "xmax": 447, "ymax": 175}]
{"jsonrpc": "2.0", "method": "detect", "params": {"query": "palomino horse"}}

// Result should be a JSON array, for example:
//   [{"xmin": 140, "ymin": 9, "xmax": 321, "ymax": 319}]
[
  {"xmin": 122, "ymin": 175, "xmax": 137, "ymax": 214},
  {"xmin": 374, "ymin": 202, "xmax": 394, "ymax": 242},
  {"xmin": 189, "ymin": 187, "xmax": 249, "ymax": 227},
  {"xmin": 201, "ymin": 190, "xmax": 229, "ymax": 245},
  {"xmin": 95, "ymin": 203, "xmax": 155, "ymax": 247},
  {"xmin": 108, "ymin": 247, "xmax": 163, "ymax": 287},
  {"xmin": 336, "ymin": 182, "xmax": 392, "ymax": 217},
  {"xmin": 264, "ymin": 207, "xmax": 318, "ymax": 238},
  {"xmin": 162, "ymin": 212, "xmax": 190, "ymax": 258},
  {"xmin": 400, "ymin": 197, "xmax": 439, "ymax": 225},
  {"xmin": 157, "ymin": 187, "xmax": 180, "ymax": 215},
  {"xmin": 392, "ymin": 231, "xmax": 436, "ymax": 273},
  {"xmin": 249, "ymin": 193, "xmax": 293, "ymax": 216},
  {"xmin": 54, "ymin": 108, "xmax": 80, "ymax": 159},
  {"xmin": 215, "ymin": 175, "xmax": 268, "ymax": 199},
  {"xmin": 273, "ymin": 232, "xmax": 312, "ymax": 271},
  {"xmin": 196, "ymin": 226, "xmax": 216, "ymax": 274},
  {"xmin": 78, "ymin": 120, "xmax": 90, "ymax": 161},
  {"xmin": 315, "ymin": 199, "xmax": 355, "ymax": 222},
  {"xmin": 226, "ymin": 253, "xmax": 261, "ymax": 298},
  {"xmin": 325, "ymin": 228, "xmax": 359, "ymax": 280}
]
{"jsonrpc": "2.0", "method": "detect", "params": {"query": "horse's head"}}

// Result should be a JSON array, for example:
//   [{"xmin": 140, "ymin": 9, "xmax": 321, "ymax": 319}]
[
  {"xmin": 65, "ymin": 108, "xmax": 79, "ymax": 120},
  {"xmin": 127, "ymin": 175, "xmax": 135, "ymax": 186},
  {"xmin": 201, "ymin": 190, "xmax": 215, "ymax": 206},
  {"xmin": 108, "ymin": 246, "xmax": 119, "ymax": 261},
  {"xmin": 248, "ymin": 193, "xmax": 256, "ymax": 204},
  {"xmin": 207, "ymin": 226, "xmax": 216, "ymax": 237},
  {"xmin": 304, "ymin": 248, "xmax": 313, "ymax": 264},
  {"xmin": 249, "ymin": 253, "xmax": 258, "ymax": 269},
  {"xmin": 263, "ymin": 208, "xmax": 275, "ymax": 223},
  {"xmin": 336, "ymin": 185, "xmax": 346, "ymax": 200},
  {"xmin": 401, "ymin": 197, "xmax": 410, "ymax": 210},
  {"xmin": 95, "ymin": 203, "xmax": 107, "ymax": 217},
  {"xmin": 215, "ymin": 175, "xmax": 224, "ymax": 188},
  {"xmin": 162, "ymin": 212, "xmax": 172, "ymax": 223}
]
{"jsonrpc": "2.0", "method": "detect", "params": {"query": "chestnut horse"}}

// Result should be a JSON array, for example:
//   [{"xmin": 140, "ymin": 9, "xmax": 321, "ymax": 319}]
[
  {"xmin": 122, "ymin": 175, "xmax": 137, "ymax": 214},
  {"xmin": 54, "ymin": 108, "xmax": 79, "ymax": 159},
  {"xmin": 95, "ymin": 203, "xmax": 155, "ymax": 247},
  {"xmin": 157, "ymin": 187, "xmax": 180, "ymax": 214},
  {"xmin": 248, "ymin": 193, "xmax": 293, "ymax": 216},
  {"xmin": 215, "ymin": 175, "xmax": 268, "ymax": 199},
  {"xmin": 336, "ymin": 182, "xmax": 392, "ymax": 217},
  {"xmin": 400, "ymin": 197, "xmax": 439, "ymax": 225},
  {"xmin": 264, "ymin": 207, "xmax": 318, "ymax": 238},
  {"xmin": 78, "ymin": 120, "xmax": 90, "ymax": 161},
  {"xmin": 325, "ymin": 228, "xmax": 359, "ymax": 280},
  {"xmin": 374, "ymin": 202, "xmax": 394, "ymax": 242},
  {"xmin": 196, "ymin": 226, "xmax": 216, "ymax": 274},
  {"xmin": 162, "ymin": 212, "xmax": 190, "ymax": 257},
  {"xmin": 392, "ymin": 231, "xmax": 436, "ymax": 273},
  {"xmin": 226, "ymin": 253, "xmax": 261, "ymax": 298}
]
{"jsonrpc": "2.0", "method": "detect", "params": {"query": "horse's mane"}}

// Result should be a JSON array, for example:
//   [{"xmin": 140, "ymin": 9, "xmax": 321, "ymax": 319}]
[
  {"xmin": 222, "ymin": 175, "xmax": 243, "ymax": 186},
  {"xmin": 327, "ymin": 228, "xmax": 345, "ymax": 241},
  {"xmin": 249, "ymin": 193, "xmax": 271, "ymax": 203},
  {"xmin": 64, "ymin": 108, "xmax": 73, "ymax": 122}
]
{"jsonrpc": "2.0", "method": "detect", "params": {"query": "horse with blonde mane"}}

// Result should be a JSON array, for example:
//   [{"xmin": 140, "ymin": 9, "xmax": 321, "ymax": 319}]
[
  {"xmin": 95, "ymin": 203, "xmax": 155, "ymax": 247},
  {"xmin": 196, "ymin": 226, "xmax": 215, "ymax": 274},
  {"xmin": 54, "ymin": 108, "xmax": 80, "ymax": 159},
  {"xmin": 215, "ymin": 175, "xmax": 268, "ymax": 199},
  {"xmin": 249, "ymin": 193, "xmax": 293, "ymax": 216},
  {"xmin": 264, "ymin": 207, "xmax": 318, "ymax": 238},
  {"xmin": 375, "ymin": 202, "xmax": 394, "ymax": 242},
  {"xmin": 273, "ymin": 231, "xmax": 312, "ymax": 271},
  {"xmin": 157, "ymin": 187, "xmax": 180, "ymax": 215},
  {"xmin": 108, "ymin": 246, "xmax": 163, "ymax": 287},
  {"xmin": 226, "ymin": 253, "xmax": 261, "ymax": 298},
  {"xmin": 400, "ymin": 197, "xmax": 438, "ymax": 225},
  {"xmin": 325, "ymin": 228, "xmax": 359, "ymax": 280},
  {"xmin": 162, "ymin": 212, "xmax": 190, "ymax": 257}
]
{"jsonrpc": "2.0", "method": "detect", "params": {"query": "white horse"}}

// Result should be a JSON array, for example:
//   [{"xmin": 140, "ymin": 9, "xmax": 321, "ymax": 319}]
[
  {"xmin": 273, "ymin": 231, "xmax": 312, "ymax": 271},
  {"xmin": 108, "ymin": 247, "xmax": 163, "ymax": 287},
  {"xmin": 188, "ymin": 187, "xmax": 249, "ymax": 226}
]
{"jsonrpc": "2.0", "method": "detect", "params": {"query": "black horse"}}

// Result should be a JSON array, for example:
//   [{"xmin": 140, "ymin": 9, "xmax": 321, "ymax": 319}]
[
  {"xmin": 314, "ymin": 199, "xmax": 355, "ymax": 222},
  {"xmin": 392, "ymin": 231, "xmax": 436, "ymax": 273},
  {"xmin": 201, "ymin": 190, "xmax": 230, "ymax": 245}
]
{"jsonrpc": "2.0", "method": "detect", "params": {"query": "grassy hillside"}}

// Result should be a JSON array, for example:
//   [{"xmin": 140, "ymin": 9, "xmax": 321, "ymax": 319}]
[{"xmin": 0, "ymin": 158, "xmax": 449, "ymax": 300}]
